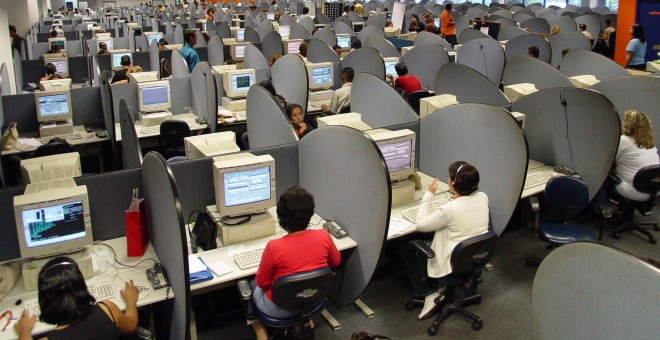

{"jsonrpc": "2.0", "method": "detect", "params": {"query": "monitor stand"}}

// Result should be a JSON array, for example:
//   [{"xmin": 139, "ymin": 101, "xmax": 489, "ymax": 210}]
[
  {"xmin": 22, "ymin": 247, "xmax": 94, "ymax": 291},
  {"xmin": 206, "ymin": 205, "xmax": 277, "ymax": 246},
  {"xmin": 39, "ymin": 120, "xmax": 73, "ymax": 137},
  {"xmin": 139, "ymin": 110, "xmax": 172, "ymax": 127},
  {"xmin": 222, "ymin": 97, "xmax": 247, "ymax": 111},
  {"xmin": 391, "ymin": 178, "xmax": 416, "ymax": 206},
  {"xmin": 309, "ymin": 89, "xmax": 334, "ymax": 102}
]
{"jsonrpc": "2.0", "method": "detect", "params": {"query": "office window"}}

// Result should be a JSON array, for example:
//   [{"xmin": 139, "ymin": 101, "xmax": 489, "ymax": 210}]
[
  {"xmin": 567, "ymin": 0, "xmax": 582, "ymax": 7},
  {"xmin": 605, "ymin": 0, "xmax": 619, "ymax": 11},
  {"xmin": 545, "ymin": 0, "xmax": 567, "ymax": 8}
]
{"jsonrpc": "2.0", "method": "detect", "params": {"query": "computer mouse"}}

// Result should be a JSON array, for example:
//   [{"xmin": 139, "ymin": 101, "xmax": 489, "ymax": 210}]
[
  {"xmin": 48, "ymin": 137, "xmax": 67, "ymax": 144},
  {"xmin": 195, "ymin": 117, "xmax": 207, "ymax": 125},
  {"xmin": 15, "ymin": 299, "xmax": 22, "ymax": 306},
  {"xmin": 96, "ymin": 130, "xmax": 108, "ymax": 138}
]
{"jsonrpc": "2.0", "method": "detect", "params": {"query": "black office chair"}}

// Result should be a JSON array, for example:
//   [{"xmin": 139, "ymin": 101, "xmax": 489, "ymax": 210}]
[
  {"xmin": 406, "ymin": 90, "xmax": 432, "ymax": 115},
  {"xmin": 158, "ymin": 120, "xmax": 191, "ymax": 159},
  {"xmin": 525, "ymin": 176, "xmax": 597, "ymax": 267},
  {"xmin": 238, "ymin": 267, "xmax": 334, "ymax": 339},
  {"xmin": 34, "ymin": 139, "xmax": 74, "ymax": 157},
  {"xmin": 406, "ymin": 231, "xmax": 498, "ymax": 335},
  {"xmin": 607, "ymin": 164, "xmax": 660, "ymax": 244}
]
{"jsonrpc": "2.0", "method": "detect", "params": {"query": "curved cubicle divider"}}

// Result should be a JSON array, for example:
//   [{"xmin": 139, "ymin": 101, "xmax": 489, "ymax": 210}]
[
  {"xmin": 119, "ymin": 99, "xmax": 143, "ymax": 169},
  {"xmin": 174, "ymin": 24, "xmax": 184, "ymax": 44},
  {"xmin": 559, "ymin": 49, "xmax": 630, "ymax": 80},
  {"xmin": 498, "ymin": 26, "xmax": 528, "ymax": 42},
  {"xmin": 298, "ymin": 16, "xmax": 314, "ymax": 35},
  {"xmin": 244, "ymin": 26, "xmax": 261, "ymax": 45},
  {"xmin": 403, "ymin": 43, "xmax": 450, "ymax": 90},
  {"xmin": 312, "ymin": 27, "xmax": 337, "ymax": 49},
  {"xmin": 243, "ymin": 44, "xmax": 271, "ymax": 82},
  {"xmin": 260, "ymin": 31, "xmax": 284, "ymax": 63},
  {"xmin": 299, "ymin": 126, "xmax": 391, "ymax": 307},
  {"xmin": 419, "ymin": 104, "xmax": 527, "ymax": 235},
  {"xmin": 279, "ymin": 14, "xmax": 296, "ymax": 27},
  {"xmin": 547, "ymin": 31, "xmax": 592, "ymax": 67},
  {"xmin": 357, "ymin": 25, "xmax": 385, "ymax": 45},
  {"xmin": 414, "ymin": 31, "xmax": 454, "ymax": 52},
  {"xmin": 365, "ymin": 35, "xmax": 400, "ymax": 59},
  {"xmin": 435, "ymin": 63, "xmax": 510, "ymax": 107},
  {"xmin": 171, "ymin": 49, "xmax": 190, "ymax": 78},
  {"xmin": 547, "ymin": 15, "xmax": 577, "ymax": 34},
  {"xmin": 457, "ymin": 38, "xmax": 505, "ymax": 86},
  {"xmin": 351, "ymin": 73, "xmax": 419, "ymax": 128},
  {"xmin": 190, "ymin": 62, "xmax": 216, "ymax": 133},
  {"xmin": 217, "ymin": 21, "xmax": 231, "ymax": 38},
  {"xmin": 271, "ymin": 54, "xmax": 309, "ymax": 114},
  {"xmin": 341, "ymin": 47, "xmax": 386, "ymax": 80},
  {"xmin": 520, "ymin": 17, "xmax": 550, "ymax": 34},
  {"xmin": 289, "ymin": 23, "xmax": 312, "ymax": 40},
  {"xmin": 334, "ymin": 16, "xmax": 353, "ymax": 29},
  {"xmin": 207, "ymin": 35, "xmax": 225, "ymax": 66},
  {"xmin": 149, "ymin": 40, "xmax": 160, "ymax": 77},
  {"xmin": 503, "ymin": 55, "xmax": 575, "ymax": 89},
  {"xmin": 504, "ymin": 33, "xmax": 551, "ymax": 63},
  {"xmin": 257, "ymin": 19, "xmax": 274, "ymax": 40},
  {"xmin": 532, "ymin": 242, "xmax": 660, "ymax": 339},
  {"xmin": 512, "ymin": 88, "xmax": 620, "ymax": 199},
  {"xmin": 458, "ymin": 28, "xmax": 493, "ymax": 44},
  {"xmin": 365, "ymin": 13, "xmax": 386, "ymax": 28},
  {"xmin": 0, "ymin": 63, "xmax": 9, "ymax": 95},
  {"xmin": 574, "ymin": 15, "xmax": 600, "ymax": 47},
  {"xmin": 246, "ymin": 85, "xmax": 298, "ymax": 149},
  {"xmin": 332, "ymin": 20, "xmax": 356, "ymax": 37},
  {"xmin": 141, "ymin": 152, "xmax": 190, "ymax": 340}
]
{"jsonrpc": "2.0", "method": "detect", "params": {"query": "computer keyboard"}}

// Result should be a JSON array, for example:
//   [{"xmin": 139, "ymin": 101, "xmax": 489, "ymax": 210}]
[
  {"xmin": 233, "ymin": 248, "xmax": 265, "ymax": 270},
  {"xmin": 23, "ymin": 298, "xmax": 41, "ymax": 317},
  {"xmin": 140, "ymin": 125, "xmax": 161, "ymax": 135},
  {"xmin": 524, "ymin": 172, "xmax": 553, "ymax": 190},
  {"xmin": 40, "ymin": 132, "xmax": 83, "ymax": 143},
  {"xmin": 401, "ymin": 196, "xmax": 451, "ymax": 223},
  {"xmin": 87, "ymin": 279, "xmax": 116, "ymax": 300}
]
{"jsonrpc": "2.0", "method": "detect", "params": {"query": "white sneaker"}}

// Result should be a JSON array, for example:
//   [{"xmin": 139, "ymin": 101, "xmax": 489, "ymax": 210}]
[{"xmin": 418, "ymin": 291, "xmax": 441, "ymax": 320}]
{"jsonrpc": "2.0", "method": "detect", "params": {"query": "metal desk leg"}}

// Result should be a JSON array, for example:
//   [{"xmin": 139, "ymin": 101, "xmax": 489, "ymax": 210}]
[
  {"xmin": 320, "ymin": 309, "xmax": 341, "ymax": 331},
  {"xmin": 353, "ymin": 298, "xmax": 375, "ymax": 318}
]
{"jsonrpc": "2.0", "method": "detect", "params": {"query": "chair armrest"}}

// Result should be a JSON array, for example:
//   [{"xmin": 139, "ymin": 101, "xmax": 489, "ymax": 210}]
[
  {"xmin": 529, "ymin": 197, "xmax": 540, "ymax": 234},
  {"xmin": 608, "ymin": 170, "xmax": 622, "ymax": 185},
  {"xmin": 236, "ymin": 279, "xmax": 256, "ymax": 320},
  {"xmin": 411, "ymin": 239, "xmax": 435, "ymax": 258}
]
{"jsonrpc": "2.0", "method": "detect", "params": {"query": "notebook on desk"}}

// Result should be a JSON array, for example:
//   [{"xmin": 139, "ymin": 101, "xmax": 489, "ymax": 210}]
[{"xmin": 188, "ymin": 255, "xmax": 214, "ymax": 285}]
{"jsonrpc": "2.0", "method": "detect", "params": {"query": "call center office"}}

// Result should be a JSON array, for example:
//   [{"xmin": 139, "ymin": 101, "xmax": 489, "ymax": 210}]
[{"xmin": 1, "ymin": 1, "xmax": 659, "ymax": 339}]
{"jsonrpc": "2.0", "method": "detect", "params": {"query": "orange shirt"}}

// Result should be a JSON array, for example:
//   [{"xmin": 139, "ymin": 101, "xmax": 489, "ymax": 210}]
[{"xmin": 441, "ymin": 10, "xmax": 455, "ymax": 36}]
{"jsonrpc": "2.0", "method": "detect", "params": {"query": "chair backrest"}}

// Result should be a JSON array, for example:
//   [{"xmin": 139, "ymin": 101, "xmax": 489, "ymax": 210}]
[
  {"xmin": 632, "ymin": 164, "xmax": 660, "ymax": 196},
  {"xmin": 406, "ymin": 90, "xmax": 432, "ymax": 114},
  {"xmin": 159, "ymin": 120, "xmax": 191, "ymax": 146},
  {"xmin": 271, "ymin": 267, "xmax": 335, "ymax": 312},
  {"xmin": 544, "ymin": 176, "xmax": 589, "ymax": 210},
  {"xmin": 450, "ymin": 231, "xmax": 497, "ymax": 276},
  {"xmin": 34, "ymin": 140, "xmax": 74, "ymax": 157}
]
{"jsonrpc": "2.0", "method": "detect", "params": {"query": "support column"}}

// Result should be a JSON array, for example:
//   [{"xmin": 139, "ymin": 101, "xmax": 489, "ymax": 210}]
[{"xmin": 0, "ymin": 0, "xmax": 16, "ymax": 94}]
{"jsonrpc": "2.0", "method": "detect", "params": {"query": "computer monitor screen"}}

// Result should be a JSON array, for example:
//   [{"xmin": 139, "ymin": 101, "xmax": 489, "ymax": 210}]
[
  {"xmin": 236, "ymin": 29, "xmax": 245, "ymax": 42},
  {"xmin": 213, "ymin": 154, "xmax": 276, "ymax": 217},
  {"xmin": 370, "ymin": 129, "xmax": 416, "ymax": 181},
  {"xmin": 44, "ymin": 57, "xmax": 69, "ymax": 78},
  {"xmin": 267, "ymin": 13, "xmax": 275, "ymax": 20},
  {"xmin": 278, "ymin": 25, "xmax": 290, "ymax": 39},
  {"xmin": 383, "ymin": 57, "xmax": 399, "ymax": 79},
  {"xmin": 336, "ymin": 34, "xmax": 351, "ymax": 51},
  {"xmin": 434, "ymin": 17, "xmax": 440, "ymax": 27},
  {"xmin": 35, "ymin": 90, "xmax": 72, "ymax": 123},
  {"xmin": 110, "ymin": 50, "xmax": 132, "ymax": 70},
  {"xmin": 98, "ymin": 38, "xmax": 114, "ymax": 50},
  {"xmin": 14, "ymin": 185, "xmax": 93, "ymax": 259},
  {"xmin": 306, "ymin": 62, "xmax": 333, "ymax": 90},
  {"xmin": 223, "ymin": 69, "xmax": 256, "ymax": 99},
  {"xmin": 231, "ymin": 43, "xmax": 248, "ymax": 61},
  {"xmin": 48, "ymin": 38, "xmax": 67, "ymax": 51},
  {"xmin": 144, "ymin": 32, "xmax": 163, "ymax": 46},
  {"xmin": 137, "ymin": 80, "xmax": 171, "ymax": 112},
  {"xmin": 286, "ymin": 39, "xmax": 303, "ymax": 54}
]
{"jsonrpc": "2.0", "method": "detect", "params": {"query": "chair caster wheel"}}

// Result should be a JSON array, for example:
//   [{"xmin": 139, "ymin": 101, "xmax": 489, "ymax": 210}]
[
  {"xmin": 472, "ymin": 321, "xmax": 483, "ymax": 330},
  {"xmin": 427, "ymin": 326, "xmax": 438, "ymax": 336},
  {"xmin": 405, "ymin": 301, "xmax": 416, "ymax": 311},
  {"xmin": 611, "ymin": 232, "xmax": 620, "ymax": 240}
]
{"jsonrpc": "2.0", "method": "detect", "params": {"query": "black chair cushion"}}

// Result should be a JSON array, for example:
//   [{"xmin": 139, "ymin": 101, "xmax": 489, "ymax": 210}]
[
  {"xmin": 539, "ymin": 222, "xmax": 596, "ymax": 245},
  {"xmin": 255, "ymin": 300, "xmax": 326, "ymax": 328}
]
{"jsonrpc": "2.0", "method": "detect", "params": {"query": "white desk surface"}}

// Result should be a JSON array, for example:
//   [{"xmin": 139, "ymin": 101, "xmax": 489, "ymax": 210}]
[
  {"xmin": 189, "ymin": 207, "xmax": 357, "ymax": 295},
  {"xmin": 115, "ymin": 112, "xmax": 208, "ymax": 141},
  {"xmin": 218, "ymin": 106, "xmax": 246, "ymax": 124},
  {"xmin": 0, "ymin": 238, "xmax": 170, "ymax": 340},
  {"xmin": 1, "ymin": 125, "xmax": 109, "ymax": 156},
  {"xmin": 306, "ymin": 99, "xmax": 331, "ymax": 114}
]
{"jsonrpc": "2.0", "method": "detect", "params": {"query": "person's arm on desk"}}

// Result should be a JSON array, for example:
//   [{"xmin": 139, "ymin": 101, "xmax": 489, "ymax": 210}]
[
  {"xmin": 255, "ymin": 245, "xmax": 276, "ymax": 293},
  {"xmin": 14, "ymin": 310, "xmax": 39, "ymax": 340},
  {"xmin": 104, "ymin": 280, "xmax": 140, "ymax": 334},
  {"xmin": 415, "ymin": 180, "xmax": 450, "ymax": 232}
]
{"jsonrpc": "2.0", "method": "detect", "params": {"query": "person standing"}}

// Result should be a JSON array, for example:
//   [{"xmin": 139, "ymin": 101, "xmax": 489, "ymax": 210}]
[
  {"xmin": 9, "ymin": 25, "xmax": 25, "ymax": 57},
  {"xmin": 440, "ymin": 3, "xmax": 456, "ymax": 46},
  {"xmin": 180, "ymin": 30, "xmax": 200, "ymax": 72}
]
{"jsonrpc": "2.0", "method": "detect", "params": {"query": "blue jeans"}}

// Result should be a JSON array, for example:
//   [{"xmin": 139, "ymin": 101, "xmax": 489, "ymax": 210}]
[{"xmin": 250, "ymin": 280, "xmax": 298, "ymax": 319}]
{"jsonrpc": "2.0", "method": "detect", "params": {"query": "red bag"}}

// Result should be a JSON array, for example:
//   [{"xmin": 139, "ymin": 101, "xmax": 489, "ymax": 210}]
[{"xmin": 126, "ymin": 189, "xmax": 149, "ymax": 257}]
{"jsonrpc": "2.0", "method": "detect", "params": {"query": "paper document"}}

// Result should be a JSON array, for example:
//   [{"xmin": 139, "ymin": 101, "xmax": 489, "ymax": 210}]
[
  {"xmin": 207, "ymin": 261, "xmax": 233, "ymax": 277},
  {"xmin": 388, "ymin": 218, "xmax": 415, "ymax": 237},
  {"xmin": 188, "ymin": 254, "xmax": 208, "ymax": 273}
]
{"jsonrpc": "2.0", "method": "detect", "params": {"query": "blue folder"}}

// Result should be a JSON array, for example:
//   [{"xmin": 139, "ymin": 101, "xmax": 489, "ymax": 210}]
[{"xmin": 189, "ymin": 257, "xmax": 214, "ymax": 285}]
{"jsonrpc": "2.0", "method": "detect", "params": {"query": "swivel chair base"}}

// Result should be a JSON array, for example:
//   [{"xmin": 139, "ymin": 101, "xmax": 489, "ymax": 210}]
[
  {"xmin": 428, "ymin": 293, "xmax": 483, "ymax": 335},
  {"xmin": 611, "ymin": 221, "xmax": 658, "ymax": 244}
]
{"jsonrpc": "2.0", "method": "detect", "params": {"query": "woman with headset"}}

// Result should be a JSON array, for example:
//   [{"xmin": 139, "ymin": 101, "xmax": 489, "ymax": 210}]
[{"xmin": 399, "ymin": 161, "xmax": 490, "ymax": 321}]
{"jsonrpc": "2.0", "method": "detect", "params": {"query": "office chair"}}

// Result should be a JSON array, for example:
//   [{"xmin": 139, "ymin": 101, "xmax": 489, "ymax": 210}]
[
  {"xmin": 158, "ymin": 120, "xmax": 191, "ymax": 159},
  {"xmin": 338, "ymin": 105, "xmax": 351, "ymax": 114},
  {"xmin": 237, "ymin": 267, "xmax": 334, "ymax": 339},
  {"xmin": 525, "ymin": 176, "xmax": 597, "ymax": 267},
  {"xmin": 34, "ymin": 139, "xmax": 74, "ymax": 157},
  {"xmin": 406, "ymin": 90, "xmax": 432, "ymax": 115},
  {"xmin": 607, "ymin": 164, "xmax": 660, "ymax": 244},
  {"xmin": 405, "ymin": 231, "xmax": 498, "ymax": 335}
]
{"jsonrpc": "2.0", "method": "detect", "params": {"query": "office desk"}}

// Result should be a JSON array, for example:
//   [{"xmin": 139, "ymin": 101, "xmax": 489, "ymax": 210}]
[
  {"xmin": 0, "ymin": 238, "xmax": 171, "ymax": 340},
  {"xmin": 307, "ymin": 99, "xmax": 331, "ymax": 114},
  {"xmin": 218, "ymin": 106, "xmax": 247, "ymax": 124},
  {"xmin": 521, "ymin": 160, "xmax": 563, "ymax": 198},
  {"xmin": 115, "ymin": 113, "xmax": 208, "ymax": 149},
  {"xmin": 1, "ymin": 126, "xmax": 109, "ymax": 156}
]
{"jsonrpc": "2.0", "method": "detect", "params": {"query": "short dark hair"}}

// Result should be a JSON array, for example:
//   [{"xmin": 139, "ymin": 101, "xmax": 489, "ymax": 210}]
[
  {"xmin": 286, "ymin": 103, "xmax": 303, "ymax": 118},
  {"xmin": 444, "ymin": 3, "xmax": 452, "ymax": 11},
  {"xmin": 38, "ymin": 257, "xmax": 95, "ymax": 325},
  {"xmin": 9, "ymin": 25, "xmax": 16, "ymax": 34},
  {"xmin": 631, "ymin": 23, "xmax": 646, "ymax": 43},
  {"xmin": 302, "ymin": 7, "xmax": 309, "ymax": 14},
  {"xmin": 299, "ymin": 42, "xmax": 308, "ymax": 57},
  {"xmin": 333, "ymin": 44, "xmax": 341, "ymax": 51},
  {"xmin": 259, "ymin": 80, "xmax": 277, "ymax": 96},
  {"xmin": 604, "ymin": 19, "xmax": 611, "ymax": 25},
  {"xmin": 351, "ymin": 39, "xmax": 362, "ymax": 49},
  {"xmin": 579, "ymin": 24, "xmax": 587, "ymax": 30},
  {"xmin": 45, "ymin": 63, "xmax": 57, "ymax": 75},
  {"xmin": 394, "ymin": 62, "xmax": 408, "ymax": 76},
  {"xmin": 158, "ymin": 38, "xmax": 168, "ymax": 46},
  {"xmin": 528, "ymin": 46, "xmax": 539, "ymax": 58},
  {"xmin": 120, "ymin": 55, "xmax": 131, "ymax": 66},
  {"xmin": 276, "ymin": 186, "xmax": 315, "ymax": 232},
  {"xmin": 341, "ymin": 67, "xmax": 354, "ymax": 82},
  {"xmin": 448, "ymin": 161, "xmax": 479, "ymax": 196},
  {"xmin": 50, "ymin": 30, "xmax": 58, "ymax": 38},
  {"xmin": 343, "ymin": 5, "xmax": 350, "ymax": 12},
  {"xmin": 184, "ymin": 30, "xmax": 196, "ymax": 44},
  {"xmin": 99, "ymin": 41, "xmax": 107, "ymax": 49}
]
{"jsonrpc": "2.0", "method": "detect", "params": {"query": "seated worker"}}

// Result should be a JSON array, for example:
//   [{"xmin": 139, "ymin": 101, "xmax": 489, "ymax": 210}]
[
  {"xmin": 399, "ymin": 161, "xmax": 489, "ymax": 320},
  {"xmin": 287, "ymin": 103, "xmax": 313, "ymax": 139},
  {"xmin": 579, "ymin": 24, "xmax": 592, "ymax": 40},
  {"xmin": 98, "ymin": 41, "xmax": 110, "ymax": 55},
  {"xmin": 49, "ymin": 30, "xmax": 58, "ymax": 38},
  {"xmin": 528, "ymin": 45, "xmax": 539, "ymax": 59},
  {"xmin": 206, "ymin": 8, "xmax": 215, "ymax": 21},
  {"xmin": 298, "ymin": 42, "xmax": 308, "ymax": 60},
  {"xmin": 158, "ymin": 38, "xmax": 169, "ymax": 51},
  {"xmin": 46, "ymin": 44, "xmax": 63, "ymax": 55},
  {"xmin": 40, "ymin": 62, "xmax": 63, "ymax": 82},
  {"xmin": 423, "ymin": 13, "xmax": 437, "ymax": 33},
  {"xmin": 408, "ymin": 14, "xmax": 424, "ymax": 33},
  {"xmin": 250, "ymin": 187, "xmax": 340, "ymax": 340},
  {"xmin": 387, "ymin": 62, "xmax": 422, "ymax": 96},
  {"xmin": 300, "ymin": 6, "xmax": 311, "ymax": 19},
  {"xmin": 333, "ymin": 44, "xmax": 342, "ymax": 58},
  {"xmin": 113, "ymin": 65, "xmax": 144, "ymax": 85},
  {"xmin": 321, "ymin": 67, "xmax": 354, "ymax": 114},
  {"xmin": 180, "ymin": 30, "xmax": 200, "ymax": 72},
  {"xmin": 14, "ymin": 257, "xmax": 139, "ymax": 339},
  {"xmin": 260, "ymin": 80, "xmax": 288, "ymax": 110},
  {"xmin": 111, "ymin": 55, "xmax": 132, "ymax": 84}
]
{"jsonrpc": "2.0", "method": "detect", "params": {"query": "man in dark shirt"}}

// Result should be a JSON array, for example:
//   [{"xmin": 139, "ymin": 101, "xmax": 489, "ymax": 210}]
[
  {"xmin": 9, "ymin": 25, "xmax": 25, "ymax": 57},
  {"xmin": 111, "ymin": 55, "xmax": 132, "ymax": 84}
]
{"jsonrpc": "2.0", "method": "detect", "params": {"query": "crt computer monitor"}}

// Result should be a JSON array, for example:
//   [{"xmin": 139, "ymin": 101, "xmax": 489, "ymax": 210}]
[
  {"xmin": 97, "ymin": 37, "xmax": 114, "ymax": 50},
  {"xmin": 35, "ymin": 90, "xmax": 73, "ymax": 123},
  {"xmin": 383, "ymin": 57, "xmax": 399, "ymax": 79},
  {"xmin": 336, "ymin": 34, "xmax": 351, "ymax": 51},
  {"xmin": 370, "ymin": 129, "xmax": 416, "ymax": 181},
  {"xmin": 39, "ymin": 78, "xmax": 72, "ymax": 92},
  {"xmin": 306, "ymin": 62, "xmax": 333, "ymax": 90},
  {"xmin": 110, "ymin": 50, "xmax": 132, "ymax": 70},
  {"xmin": 285, "ymin": 39, "xmax": 303, "ymax": 54},
  {"xmin": 48, "ymin": 38, "xmax": 67, "ymax": 51},
  {"xmin": 129, "ymin": 71, "xmax": 159, "ymax": 83},
  {"xmin": 144, "ymin": 32, "xmax": 163, "ymax": 46},
  {"xmin": 213, "ymin": 154, "xmax": 276, "ymax": 217},
  {"xmin": 434, "ymin": 17, "xmax": 440, "ymax": 27},
  {"xmin": 14, "ymin": 185, "xmax": 93, "ymax": 259},
  {"xmin": 230, "ymin": 43, "xmax": 248, "ymax": 61},
  {"xmin": 235, "ymin": 28, "xmax": 245, "ymax": 42},
  {"xmin": 277, "ymin": 25, "xmax": 290, "ymax": 39},
  {"xmin": 43, "ymin": 57, "xmax": 69, "ymax": 78},
  {"xmin": 223, "ymin": 69, "xmax": 256, "ymax": 99},
  {"xmin": 266, "ymin": 13, "xmax": 275, "ymax": 20},
  {"xmin": 137, "ymin": 80, "xmax": 171, "ymax": 113},
  {"xmin": 21, "ymin": 152, "xmax": 81, "ymax": 184}
]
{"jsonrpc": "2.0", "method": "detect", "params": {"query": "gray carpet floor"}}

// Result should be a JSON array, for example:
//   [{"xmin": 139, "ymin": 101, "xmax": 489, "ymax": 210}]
[{"xmin": 196, "ymin": 207, "xmax": 659, "ymax": 339}]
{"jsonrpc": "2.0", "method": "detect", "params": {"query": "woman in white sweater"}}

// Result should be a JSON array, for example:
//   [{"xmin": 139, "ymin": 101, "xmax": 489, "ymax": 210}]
[{"xmin": 400, "ymin": 161, "xmax": 489, "ymax": 320}]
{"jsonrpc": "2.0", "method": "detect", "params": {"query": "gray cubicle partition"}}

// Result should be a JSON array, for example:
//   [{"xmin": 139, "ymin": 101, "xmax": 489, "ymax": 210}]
[
  {"xmin": 141, "ymin": 152, "xmax": 191, "ymax": 340},
  {"xmin": 271, "ymin": 54, "xmax": 308, "ymax": 114},
  {"xmin": 207, "ymin": 35, "xmax": 224, "ymax": 66},
  {"xmin": 244, "ymin": 27, "xmax": 261, "ymax": 45},
  {"xmin": 0, "ymin": 63, "xmax": 9, "ymax": 95},
  {"xmin": 341, "ymin": 47, "xmax": 386, "ymax": 81},
  {"xmin": 512, "ymin": 88, "xmax": 620, "ymax": 200},
  {"xmin": 458, "ymin": 28, "xmax": 492, "ymax": 44},
  {"xmin": 454, "ymin": 15, "xmax": 470, "ymax": 37},
  {"xmin": 217, "ymin": 21, "xmax": 231, "ymax": 39},
  {"xmin": 12, "ymin": 51, "xmax": 22, "ymax": 94},
  {"xmin": 547, "ymin": 31, "xmax": 592, "ymax": 67},
  {"xmin": 245, "ymin": 85, "xmax": 298, "ymax": 149},
  {"xmin": 243, "ymin": 44, "xmax": 271, "ymax": 83},
  {"xmin": 174, "ymin": 25, "xmax": 184, "ymax": 44},
  {"xmin": 520, "ymin": 17, "xmax": 550, "ymax": 34},
  {"xmin": 149, "ymin": 40, "xmax": 160, "ymax": 78},
  {"xmin": 171, "ymin": 49, "xmax": 190, "ymax": 77},
  {"xmin": 357, "ymin": 25, "xmax": 385, "ymax": 45},
  {"xmin": 504, "ymin": 33, "xmax": 552, "ymax": 63},
  {"xmin": 257, "ymin": 19, "xmax": 274, "ymax": 39},
  {"xmin": 334, "ymin": 16, "xmax": 353, "ymax": 30},
  {"xmin": 351, "ymin": 73, "xmax": 418, "ymax": 128},
  {"xmin": 365, "ymin": 13, "xmax": 387, "ymax": 28},
  {"xmin": 365, "ymin": 35, "xmax": 400, "ymax": 59},
  {"xmin": 190, "ymin": 62, "xmax": 216, "ymax": 133},
  {"xmin": 312, "ymin": 27, "xmax": 337, "ymax": 48},
  {"xmin": 261, "ymin": 31, "xmax": 284, "ymax": 62},
  {"xmin": 299, "ymin": 126, "xmax": 391, "ymax": 306},
  {"xmin": 280, "ymin": 15, "xmax": 296, "ymax": 27},
  {"xmin": 332, "ymin": 21, "xmax": 356, "ymax": 38},
  {"xmin": 574, "ymin": 15, "xmax": 600, "ymax": 47},
  {"xmin": 532, "ymin": 242, "xmax": 660, "ymax": 339},
  {"xmin": 503, "ymin": 55, "xmax": 575, "ymax": 89},
  {"xmin": 435, "ymin": 63, "xmax": 510, "ymax": 107},
  {"xmin": 498, "ymin": 26, "xmax": 528, "ymax": 41},
  {"xmin": 119, "ymin": 99, "xmax": 143, "ymax": 169},
  {"xmin": 298, "ymin": 16, "xmax": 315, "ymax": 35},
  {"xmin": 289, "ymin": 23, "xmax": 312, "ymax": 40},
  {"xmin": 457, "ymin": 38, "xmax": 505, "ymax": 86},
  {"xmin": 547, "ymin": 15, "xmax": 577, "ymax": 35},
  {"xmin": 414, "ymin": 31, "xmax": 454, "ymax": 52},
  {"xmin": 419, "ymin": 104, "xmax": 527, "ymax": 234},
  {"xmin": 403, "ymin": 43, "xmax": 450, "ymax": 90},
  {"xmin": 558, "ymin": 49, "xmax": 629, "ymax": 81}
]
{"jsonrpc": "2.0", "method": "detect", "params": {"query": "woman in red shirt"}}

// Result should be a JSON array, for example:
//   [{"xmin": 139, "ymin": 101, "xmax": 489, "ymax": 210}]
[
  {"xmin": 387, "ymin": 62, "xmax": 423, "ymax": 96},
  {"xmin": 251, "ymin": 187, "xmax": 340, "ymax": 340}
]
